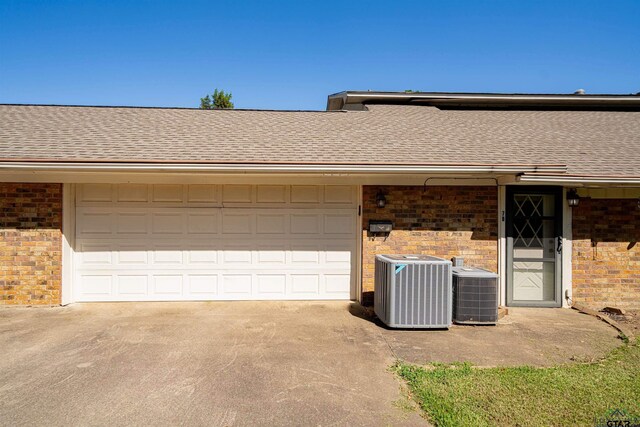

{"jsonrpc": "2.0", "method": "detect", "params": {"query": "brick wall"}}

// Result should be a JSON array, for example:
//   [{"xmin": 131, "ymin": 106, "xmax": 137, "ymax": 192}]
[
  {"xmin": 572, "ymin": 198, "xmax": 640, "ymax": 309},
  {"xmin": 1, "ymin": 183, "xmax": 63, "ymax": 305},
  {"xmin": 362, "ymin": 186, "xmax": 498, "ymax": 304}
]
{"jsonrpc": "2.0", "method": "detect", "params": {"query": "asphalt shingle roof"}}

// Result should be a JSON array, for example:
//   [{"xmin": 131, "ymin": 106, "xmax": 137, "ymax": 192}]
[{"xmin": 1, "ymin": 103, "xmax": 639, "ymax": 176}]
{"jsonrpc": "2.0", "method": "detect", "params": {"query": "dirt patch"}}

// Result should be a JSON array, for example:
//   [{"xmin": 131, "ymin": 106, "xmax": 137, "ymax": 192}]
[{"xmin": 602, "ymin": 310, "xmax": 640, "ymax": 340}]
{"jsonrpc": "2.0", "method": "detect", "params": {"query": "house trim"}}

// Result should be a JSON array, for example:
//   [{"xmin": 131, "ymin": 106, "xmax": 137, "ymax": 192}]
[
  {"xmin": 518, "ymin": 174, "xmax": 640, "ymax": 185},
  {"xmin": 561, "ymin": 187, "xmax": 573, "ymax": 307},
  {"xmin": 61, "ymin": 183, "xmax": 75, "ymax": 305},
  {"xmin": 498, "ymin": 185, "xmax": 507, "ymax": 307},
  {"xmin": 0, "ymin": 161, "xmax": 568, "ymax": 174},
  {"xmin": 356, "ymin": 185, "xmax": 363, "ymax": 302}
]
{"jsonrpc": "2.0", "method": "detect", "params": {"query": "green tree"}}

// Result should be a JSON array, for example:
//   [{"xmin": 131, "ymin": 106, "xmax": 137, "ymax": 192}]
[{"xmin": 200, "ymin": 89, "xmax": 234, "ymax": 109}]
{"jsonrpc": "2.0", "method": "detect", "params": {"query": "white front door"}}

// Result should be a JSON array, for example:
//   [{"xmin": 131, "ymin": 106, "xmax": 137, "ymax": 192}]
[{"xmin": 74, "ymin": 184, "xmax": 357, "ymax": 301}]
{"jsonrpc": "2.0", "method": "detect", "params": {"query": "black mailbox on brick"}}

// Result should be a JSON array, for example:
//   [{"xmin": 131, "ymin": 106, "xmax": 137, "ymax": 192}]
[{"xmin": 369, "ymin": 220, "xmax": 393, "ymax": 233}]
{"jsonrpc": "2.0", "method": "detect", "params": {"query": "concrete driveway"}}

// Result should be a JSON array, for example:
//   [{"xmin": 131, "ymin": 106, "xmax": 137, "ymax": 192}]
[
  {"xmin": 0, "ymin": 302, "xmax": 620, "ymax": 426},
  {"xmin": 0, "ymin": 302, "xmax": 422, "ymax": 427}
]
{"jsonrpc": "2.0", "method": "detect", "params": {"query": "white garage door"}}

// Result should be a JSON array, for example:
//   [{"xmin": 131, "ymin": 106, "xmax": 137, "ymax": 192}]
[{"xmin": 74, "ymin": 184, "xmax": 358, "ymax": 302}]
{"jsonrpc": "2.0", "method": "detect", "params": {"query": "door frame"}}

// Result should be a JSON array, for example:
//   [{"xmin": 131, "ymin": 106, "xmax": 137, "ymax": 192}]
[
  {"xmin": 61, "ymin": 183, "xmax": 76, "ymax": 305},
  {"xmin": 505, "ymin": 186, "xmax": 563, "ymax": 307}
]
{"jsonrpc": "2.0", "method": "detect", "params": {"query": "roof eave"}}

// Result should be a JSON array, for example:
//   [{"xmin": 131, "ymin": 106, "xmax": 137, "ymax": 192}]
[
  {"xmin": 327, "ymin": 91, "xmax": 640, "ymax": 111},
  {"xmin": 0, "ymin": 161, "xmax": 567, "ymax": 174},
  {"xmin": 518, "ymin": 173, "xmax": 640, "ymax": 185}
]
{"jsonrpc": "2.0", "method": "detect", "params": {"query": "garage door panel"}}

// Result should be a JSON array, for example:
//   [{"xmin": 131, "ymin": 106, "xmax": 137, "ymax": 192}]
[
  {"xmin": 152, "ymin": 184, "xmax": 184, "ymax": 202},
  {"xmin": 118, "ymin": 275, "xmax": 149, "ymax": 295},
  {"xmin": 187, "ymin": 185, "xmax": 218, "ymax": 203},
  {"xmin": 325, "ymin": 246, "xmax": 352, "ymax": 264},
  {"xmin": 290, "ymin": 214, "xmax": 320, "ymax": 234},
  {"xmin": 187, "ymin": 212, "xmax": 218, "ymax": 234},
  {"xmin": 256, "ymin": 213, "xmax": 287, "ymax": 234},
  {"xmin": 222, "ymin": 213, "xmax": 254, "ymax": 234},
  {"xmin": 78, "ymin": 275, "xmax": 113, "ymax": 297},
  {"xmin": 117, "ymin": 184, "xmax": 149, "ymax": 203},
  {"xmin": 257, "ymin": 245, "xmax": 287, "ymax": 264},
  {"xmin": 324, "ymin": 185, "xmax": 355, "ymax": 204},
  {"xmin": 257, "ymin": 274, "xmax": 287, "ymax": 295},
  {"xmin": 291, "ymin": 185, "xmax": 321, "ymax": 203},
  {"xmin": 222, "ymin": 185, "xmax": 253, "ymax": 203},
  {"xmin": 290, "ymin": 244, "xmax": 321, "ymax": 264},
  {"xmin": 78, "ymin": 243, "xmax": 112, "ymax": 265},
  {"xmin": 116, "ymin": 245, "xmax": 148, "ymax": 264},
  {"xmin": 117, "ymin": 212, "xmax": 148, "ymax": 235},
  {"xmin": 222, "ymin": 245, "xmax": 253, "ymax": 264},
  {"xmin": 152, "ymin": 212, "xmax": 185, "ymax": 234},
  {"xmin": 77, "ymin": 211, "xmax": 113, "ymax": 236},
  {"xmin": 324, "ymin": 214, "xmax": 354, "ymax": 235},
  {"xmin": 151, "ymin": 246, "xmax": 183, "ymax": 265},
  {"xmin": 75, "ymin": 184, "xmax": 356, "ymax": 302},
  {"xmin": 187, "ymin": 247, "xmax": 218, "ymax": 264},
  {"xmin": 222, "ymin": 274, "xmax": 253, "ymax": 295},
  {"xmin": 291, "ymin": 275, "xmax": 320, "ymax": 294},
  {"xmin": 78, "ymin": 184, "xmax": 113, "ymax": 203},
  {"xmin": 325, "ymin": 274, "xmax": 351, "ymax": 294},
  {"xmin": 256, "ymin": 185, "xmax": 287, "ymax": 203},
  {"xmin": 153, "ymin": 275, "xmax": 184, "ymax": 295},
  {"xmin": 187, "ymin": 274, "xmax": 218, "ymax": 296}
]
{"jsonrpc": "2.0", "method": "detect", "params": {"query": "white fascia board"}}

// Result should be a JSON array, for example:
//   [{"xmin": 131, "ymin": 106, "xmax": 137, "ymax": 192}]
[
  {"xmin": 518, "ymin": 174, "xmax": 640, "ymax": 185},
  {"xmin": 0, "ymin": 170, "xmax": 518, "ymax": 186},
  {"xmin": 0, "ymin": 162, "xmax": 567, "ymax": 174}
]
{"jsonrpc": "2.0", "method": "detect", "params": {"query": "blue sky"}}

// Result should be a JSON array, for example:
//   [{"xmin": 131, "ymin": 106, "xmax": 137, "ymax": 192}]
[{"xmin": 1, "ymin": 0, "xmax": 639, "ymax": 110}]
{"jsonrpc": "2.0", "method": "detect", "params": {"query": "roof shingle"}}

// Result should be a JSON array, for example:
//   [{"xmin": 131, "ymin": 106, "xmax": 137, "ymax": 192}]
[{"xmin": 0, "ymin": 103, "xmax": 638, "ymax": 176}]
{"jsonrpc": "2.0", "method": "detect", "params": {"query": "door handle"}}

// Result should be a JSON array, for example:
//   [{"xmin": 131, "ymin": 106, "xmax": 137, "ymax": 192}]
[{"xmin": 556, "ymin": 237, "xmax": 563, "ymax": 254}]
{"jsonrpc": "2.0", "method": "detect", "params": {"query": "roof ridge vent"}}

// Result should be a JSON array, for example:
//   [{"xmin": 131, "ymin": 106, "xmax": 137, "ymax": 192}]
[{"xmin": 574, "ymin": 89, "xmax": 586, "ymax": 95}]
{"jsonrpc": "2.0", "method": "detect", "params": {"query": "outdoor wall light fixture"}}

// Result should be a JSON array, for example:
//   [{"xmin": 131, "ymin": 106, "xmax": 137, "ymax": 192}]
[
  {"xmin": 566, "ymin": 189, "xmax": 580, "ymax": 207},
  {"xmin": 376, "ymin": 190, "xmax": 387, "ymax": 208}
]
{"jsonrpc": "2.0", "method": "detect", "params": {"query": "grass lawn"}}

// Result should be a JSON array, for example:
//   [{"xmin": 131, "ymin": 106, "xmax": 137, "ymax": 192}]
[{"xmin": 394, "ymin": 340, "xmax": 640, "ymax": 427}]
